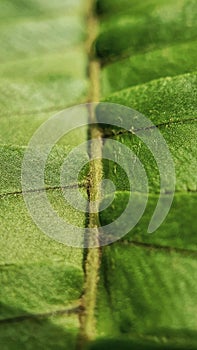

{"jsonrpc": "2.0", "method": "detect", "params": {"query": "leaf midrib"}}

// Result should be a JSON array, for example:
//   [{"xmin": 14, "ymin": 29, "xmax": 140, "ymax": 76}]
[{"xmin": 76, "ymin": 0, "xmax": 103, "ymax": 347}]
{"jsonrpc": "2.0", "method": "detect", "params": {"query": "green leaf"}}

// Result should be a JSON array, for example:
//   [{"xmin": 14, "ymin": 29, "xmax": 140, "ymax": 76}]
[
  {"xmin": 0, "ymin": 0, "xmax": 84, "ymax": 19},
  {"xmin": 99, "ymin": 73, "xmax": 197, "ymax": 248},
  {"xmin": 101, "ymin": 40, "xmax": 197, "ymax": 96},
  {"xmin": 93, "ymin": 74, "xmax": 197, "ymax": 348},
  {"xmin": 94, "ymin": 244, "xmax": 197, "ymax": 349},
  {"xmin": 102, "ymin": 71, "xmax": 197, "ymax": 122},
  {"xmin": 95, "ymin": 0, "xmax": 197, "ymax": 64},
  {"xmin": 0, "ymin": 51, "xmax": 87, "ymax": 117},
  {"xmin": 0, "ymin": 310, "xmax": 80, "ymax": 350},
  {"xmin": 96, "ymin": 0, "xmax": 172, "ymax": 17},
  {"xmin": 91, "ymin": 0, "xmax": 197, "ymax": 348},
  {"xmin": 0, "ymin": 1, "xmax": 88, "ymax": 348},
  {"xmin": 1, "ymin": 0, "xmax": 197, "ymax": 348}
]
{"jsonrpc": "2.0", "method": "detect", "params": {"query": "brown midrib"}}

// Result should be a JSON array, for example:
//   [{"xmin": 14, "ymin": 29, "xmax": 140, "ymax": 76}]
[{"xmin": 76, "ymin": 0, "xmax": 103, "ymax": 348}]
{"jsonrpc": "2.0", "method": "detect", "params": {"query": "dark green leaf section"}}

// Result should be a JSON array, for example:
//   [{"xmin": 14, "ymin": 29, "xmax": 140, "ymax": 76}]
[
  {"xmin": 101, "ymin": 40, "xmax": 197, "ymax": 96},
  {"xmin": 99, "ymin": 73, "xmax": 197, "ymax": 242},
  {"xmin": 95, "ymin": 0, "xmax": 197, "ymax": 64},
  {"xmin": 100, "ymin": 192, "xmax": 197, "ymax": 250},
  {"xmin": 94, "ymin": 244, "xmax": 197, "ymax": 349},
  {"xmin": 88, "ymin": 337, "xmax": 197, "ymax": 350},
  {"xmin": 0, "ymin": 310, "xmax": 80, "ymax": 350},
  {"xmin": 95, "ymin": 44, "xmax": 197, "ymax": 345},
  {"xmin": 96, "ymin": 0, "xmax": 172, "ymax": 17}
]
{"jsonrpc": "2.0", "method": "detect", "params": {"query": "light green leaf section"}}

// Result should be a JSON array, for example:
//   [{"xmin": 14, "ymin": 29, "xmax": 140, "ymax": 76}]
[
  {"xmin": 0, "ymin": 1, "xmax": 88, "ymax": 348},
  {"xmin": 0, "ymin": 189, "xmax": 86, "ymax": 345},
  {"xmin": 0, "ymin": 50, "xmax": 88, "ymax": 117},
  {"xmin": 0, "ymin": 77, "xmax": 87, "ymax": 117},
  {"xmin": 0, "ymin": 0, "xmax": 88, "ymax": 116},
  {"xmin": 0, "ymin": 142, "xmax": 88, "ymax": 194},
  {"xmin": 0, "ymin": 16, "xmax": 85, "ymax": 63},
  {"xmin": 0, "ymin": 190, "xmax": 85, "ymax": 315},
  {"xmin": 102, "ymin": 73, "xmax": 197, "ymax": 126},
  {"xmin": 0, "ymin": 0, "xmax": 85, "ymax": 19}
]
